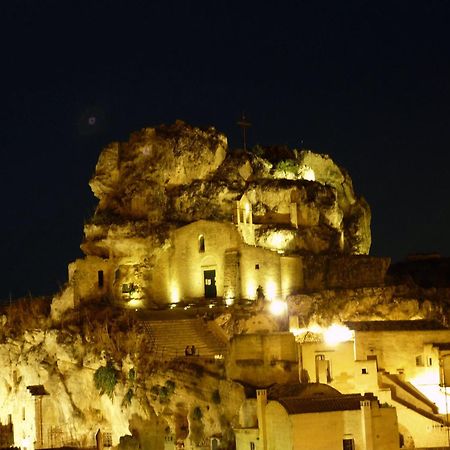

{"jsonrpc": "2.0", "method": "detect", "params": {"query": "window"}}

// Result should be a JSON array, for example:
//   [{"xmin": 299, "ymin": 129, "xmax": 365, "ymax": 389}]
[
  {"xmin": 343, "ymin": 438, "xmax": 355, "ymax": 450},
  {"xmin": 255, "ymin": 264, "xmax": 260, "ymax": 270},
  {"xmin": 198, "ymin": 235, "xmax": 205, "ymax": 253},
  {"xmin": 416, "ymin": 355, "xmax": 424, "ymax": 366},
  {"xmin": 103, "ymin": 432, "xmax": 112, "ymax": 447},
  {"xmin": 361, "ymin": 368, "xmax": 368, "ymax": 374},
  {"xmin": 122, "ymin": 283, "xmax": 135, "ymax": 293},
  {"xmin": 98, "ymin": 270, "xmax": 104, "ymax": 288},
  {"xmin": 428, "ymin": 357, "xmax": 433, "ymax": 366},
  {"xmin": 250, "ymin": 443, "xmax": 255, "ymax": 450}
]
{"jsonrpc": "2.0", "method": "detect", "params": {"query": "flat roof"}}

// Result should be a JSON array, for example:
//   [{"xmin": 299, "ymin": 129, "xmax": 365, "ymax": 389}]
[{"xmin": 345, "ymin": 320, "xmax": 447, "ymax": 332}]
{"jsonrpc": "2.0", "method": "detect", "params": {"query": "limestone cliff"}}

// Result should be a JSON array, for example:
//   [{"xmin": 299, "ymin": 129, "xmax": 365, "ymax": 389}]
[
  {"xmin": 87, "ymin": 121, "xmax": 371, "ymax": 256},
  {"xmin": 0, "ymin": 300, "xmax": 243, "ymax": 450}
]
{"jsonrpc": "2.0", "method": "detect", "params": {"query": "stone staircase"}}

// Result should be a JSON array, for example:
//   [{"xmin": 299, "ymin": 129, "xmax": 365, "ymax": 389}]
[{"xmin": 142, "ymin": 318, "xmax": 228, "ymax": 360}]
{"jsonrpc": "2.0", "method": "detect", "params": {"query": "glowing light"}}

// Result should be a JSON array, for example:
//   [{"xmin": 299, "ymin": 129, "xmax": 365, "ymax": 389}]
[
  {"xmin": 269, "ymin": 300, "xmax": 287, "ymax": 316},
  {"xmin": 214, "ymin": 354, "xmax": 224, "ymax": 360},
  {"xmin": 299, "ymin": 165, "xmax": 315, "ymax": 181},
  {"xmin": 246, "ymin": 279, "xmax": 257, "ymax": 299},
  {"xmin": 270, "ymin": 233, "xmax": 284, "ymax": 249},
  {"xmin": 323, "ymin": 324, "xmax": 353, "ymax": 345},
  {"xmin": 265, "ymin": 280, "xmax": 277, "ymax": 301},
  {"xmin": 127, "ymin": 299, "xmax": 142, "ymax": 308},
  {"xmin": 170, "ymin": 283, "xmax": 180, "ymax": 303},
  {"xmin": 225, "ymin": 297, "xmax": 234, "ymax": 306}
]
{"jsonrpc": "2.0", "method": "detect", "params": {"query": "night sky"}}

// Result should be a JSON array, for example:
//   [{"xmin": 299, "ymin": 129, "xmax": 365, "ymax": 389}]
[{"xmin": 1, "ymin": 1, "xmax": 450, "ymax": 300}]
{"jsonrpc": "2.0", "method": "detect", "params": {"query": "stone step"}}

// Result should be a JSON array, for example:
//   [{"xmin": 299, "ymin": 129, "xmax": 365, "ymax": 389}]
[{"xmin": 142, "ymin": 319, "xmax": 228, "ymax": 358}]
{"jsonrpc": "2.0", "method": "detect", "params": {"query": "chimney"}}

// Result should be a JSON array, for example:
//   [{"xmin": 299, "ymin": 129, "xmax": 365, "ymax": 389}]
[
  {"xmin": 256, "ymin": 389, "xmax": 267, "ymax": 450},
  {"xmin": 360, "ymin": 398, "xmax": 374, "ymax": 450}
]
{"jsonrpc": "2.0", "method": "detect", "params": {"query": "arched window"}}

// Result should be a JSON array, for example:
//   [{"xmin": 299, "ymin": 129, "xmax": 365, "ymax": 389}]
[{"xmin": 198, "ymin": 235, "xmax": 205, "ymax": 253}]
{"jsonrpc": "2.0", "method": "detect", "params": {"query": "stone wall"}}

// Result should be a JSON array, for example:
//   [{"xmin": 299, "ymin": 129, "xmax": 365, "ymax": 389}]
[
  {"xmin": 303, "ymin": 255, "xmax": 390, "ymax": 291},
  {"xmin": 227, "ymin": 333, "xmax": 298, "ymax": 386}
]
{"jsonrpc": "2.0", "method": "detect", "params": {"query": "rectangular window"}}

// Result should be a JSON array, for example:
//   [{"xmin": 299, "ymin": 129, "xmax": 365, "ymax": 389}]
[
  {"xmin": 250, "ymin": 443, "xmax": 255, "ymax": 450},
  {"xmin": 428, "ymin": 357, "xmax": 433, "ymax": 366},
  {"xmin": 343, "ymin": 438, "xmax": 355, "ymax": 450},
  {"xmin": 103, "ymin": 432, "xmax": 112, "ymax": 447},
  {"xmin": 416, "ymin": 355, "xmax": 424, "ymax": 366},
  {"xmin": 361, "ymin": 368, "xmax": 368, "ymax": 374}
]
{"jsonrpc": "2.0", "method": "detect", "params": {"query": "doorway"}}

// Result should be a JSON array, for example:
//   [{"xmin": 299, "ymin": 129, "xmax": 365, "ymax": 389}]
[{"xmin": 203, "ymin": 269, "xmax": 217, "ymax": 298}]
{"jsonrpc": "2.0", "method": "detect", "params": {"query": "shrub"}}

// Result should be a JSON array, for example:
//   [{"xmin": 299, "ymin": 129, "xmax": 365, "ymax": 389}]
[
  {"xmin": 275, "ymin": 159, "xmax": 298, "ymax": 177},
  {"xmin": 159, "ymin": 386, "xmax": 169, "ymax": 402},
  {"xmin": 94, "ymin": 362, "xmax": 118, "ymax": 399},
  {"xmin": 122, "ymin": 388, "xmax": 134, "ymax": 407},
  {"xmin": 165, "ymin": 380, "xmax": 176, "ymax": 394},
  {"xmin": 192, "ymin": 406, "xmax": 203, "ymax": 421},
  {"xmin": 211, "ymin": 389, "xmax": 221, "ymax": 404}
]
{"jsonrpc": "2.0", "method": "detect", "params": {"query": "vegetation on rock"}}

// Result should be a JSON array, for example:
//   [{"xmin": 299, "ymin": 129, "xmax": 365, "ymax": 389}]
[{"xmin": 94, "ymin": 362, "xmax": 118, "ymax": 398}]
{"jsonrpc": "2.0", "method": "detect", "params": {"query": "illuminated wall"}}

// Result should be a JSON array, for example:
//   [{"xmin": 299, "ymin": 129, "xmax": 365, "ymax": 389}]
[
  {"xmin": 69, "ymin": 256, "xmax": 112, "ymax": 305},
  {"xmin": 301, "ymin": 341, "xmax": 357, "ymax": 392},
  {"xmin": 164, "ymin": 220, "xmax": 241, "ymax": 301},
  {"xmin": 288, "ymin": 401, "xmax": 399, "ymax": 450},
  {"xmin": 300, "ymin": 328, "xmax": 450, "ymax": 448},
  {"xmin": 228, "ymin": 333, "xmax": 298, "ymax": 386},
  {"xmin": 146, "ymin": 220, "xmax": 305, "ymax": 304}
]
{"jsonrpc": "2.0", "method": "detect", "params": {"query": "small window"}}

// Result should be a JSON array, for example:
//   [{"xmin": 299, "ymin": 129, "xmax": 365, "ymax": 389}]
[
  {"xmin": 343, "ymin": 438, "xmax": 355, "ymax": 450},
  {"xmin": 250, "ymin": 443, "xmax": 255, "ymax": 450},
  {"xmin": 198, "ymin": 235, "xmax": 205, "ymax": 253},
  {"xmin": 98, "ymin": 270, "xmax": 104, "ymax": 288},
  {"xmin": 255, "ymin": 264, "xmax": 260, "ymax": 270},
  {"xmin": 103, "ymin": 433, "xmax": 112, "ymax": 448},
  {"xmin": 428, "ymin": 357, "xmax": 433, "ymax": 366},
  {"xmin": 416, "ymin": 355, "xmax": 424, "ymax": 366},
  {"xmin": 122, "ymin": 283, "xmax": 134, "ymax": 293},
  {"xmin": 361, "ymin": 368, "xmax": 368, "ymax": 374}
]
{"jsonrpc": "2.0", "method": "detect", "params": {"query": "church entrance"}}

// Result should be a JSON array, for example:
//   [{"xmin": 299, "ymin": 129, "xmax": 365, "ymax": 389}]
[{"xmin": 203, "ymin": 269, "xmax": 217, "ymax": 298}]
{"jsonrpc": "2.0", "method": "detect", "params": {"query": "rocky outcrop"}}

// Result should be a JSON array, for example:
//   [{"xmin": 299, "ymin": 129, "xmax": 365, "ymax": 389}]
[
  {"xmin": 288, "ymin": 284, "xmax": 447, "ymax": 325},
  {"xmin": 85, "ymin": 121, "xmax": 371, "ymax": 256},
  {"xmin": 0, "ymin": 302, "xmax": 244, "ymax": 450}
]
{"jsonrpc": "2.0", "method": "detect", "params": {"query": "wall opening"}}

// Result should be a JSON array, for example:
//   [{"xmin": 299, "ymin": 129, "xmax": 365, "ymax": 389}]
[
  {"xmin": 315, "ymin": 354, "xmax": 331, "ymax": 383},
  {"xmin": 199, "ymin": 235, "xmax": 205, "ymax": 253},
  {"xmin": 98, "ymin": 270, "xmax": 104, "ymax": 288},
  {"xmin": 204, "ymin": 269, "xmax": 217, "ymax": 298},
  {"xmin": 342, "ymin": 438, "xmax": 355, "ymax": 450}
]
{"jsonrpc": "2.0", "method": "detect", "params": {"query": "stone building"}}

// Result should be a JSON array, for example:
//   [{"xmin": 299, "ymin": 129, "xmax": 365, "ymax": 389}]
[
  {"xmin": 298, "ymin": 320, "xmax": 450, "ymax": 448},
  {"xmin": 234, "ymin": 386, "xmax": 399, "ymax": 450}
]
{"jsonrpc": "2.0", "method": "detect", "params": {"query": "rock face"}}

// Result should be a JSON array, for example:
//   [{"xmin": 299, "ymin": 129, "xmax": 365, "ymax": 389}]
[
  {"xmin": 0, "ymin": 302, "xmax": 244, "ymax": 450},
  {"xmin": 53, "ymin": 121, "xmax": 373, "ymax": 312},
  {"xmin": 88, "ymin": 121, "xmax": 370, "ymax": 253}
]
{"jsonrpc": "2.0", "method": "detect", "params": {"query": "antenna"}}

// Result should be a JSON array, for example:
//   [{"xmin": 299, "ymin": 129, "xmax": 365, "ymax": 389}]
[{"xmin": 237, "ymin": 113, "xmax": 251, "ymax": 151}]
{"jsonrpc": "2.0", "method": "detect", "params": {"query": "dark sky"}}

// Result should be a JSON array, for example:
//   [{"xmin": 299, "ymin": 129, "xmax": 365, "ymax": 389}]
[{"xmin": 1, "ymin": 1, "xmax": 450, "ymax": 300}]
